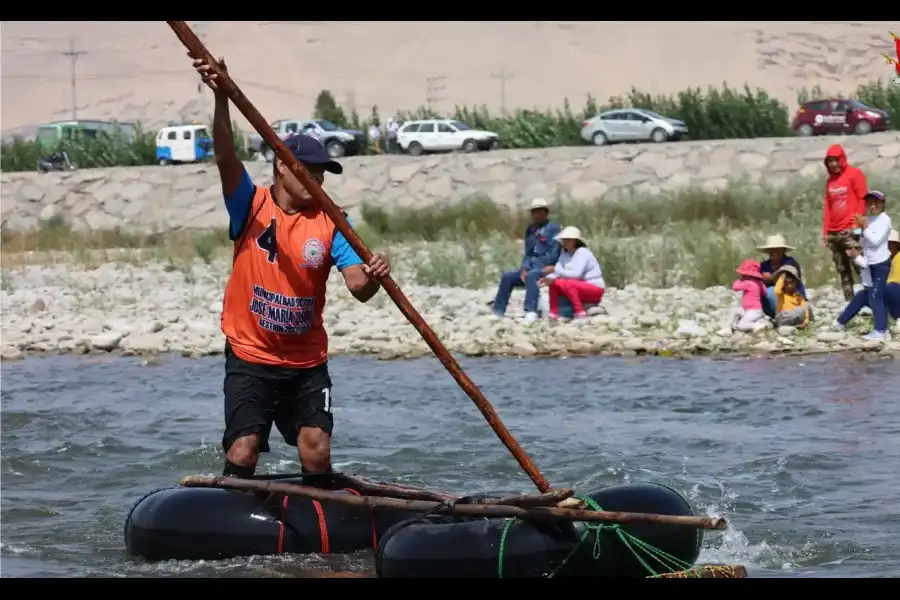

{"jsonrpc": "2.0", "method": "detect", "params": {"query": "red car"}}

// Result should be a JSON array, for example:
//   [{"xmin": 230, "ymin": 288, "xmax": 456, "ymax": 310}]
[{"xmin": 792, "ymin": 98, "xmax": 891, "ymax": 136}]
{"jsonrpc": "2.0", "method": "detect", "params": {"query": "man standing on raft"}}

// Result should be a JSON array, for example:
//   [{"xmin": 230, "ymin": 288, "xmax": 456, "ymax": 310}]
[{"xmin": 191, "ymin": 54, "xmax": 391, "ymax": 479}]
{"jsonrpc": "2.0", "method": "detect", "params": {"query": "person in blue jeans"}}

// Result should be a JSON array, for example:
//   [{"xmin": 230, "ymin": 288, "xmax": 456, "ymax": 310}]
[
  {"xmin": 757, "ymin": 234, "xmax": 807, "ymax": 317},
  {"xmin": 490, "ymin": 198, "xmax": 561, "ymax": 323},
  {"xmin": 851, "ymin": 190, "xmax": 893, "ymax": 341}
]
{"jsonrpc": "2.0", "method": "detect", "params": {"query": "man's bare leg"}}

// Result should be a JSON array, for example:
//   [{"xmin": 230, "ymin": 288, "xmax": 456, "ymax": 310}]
[
  {"xmin": 223, "ymin": 433, "xmax": 261, "ymax": 478},
  {"xmin": 297, "ymin": 427, "xmax": 331, "ymax": 473}
]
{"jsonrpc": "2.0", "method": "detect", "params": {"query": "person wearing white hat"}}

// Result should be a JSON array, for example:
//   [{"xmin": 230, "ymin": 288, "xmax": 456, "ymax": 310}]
[
  {"xmin": 756, "ymin": 234, "xmax": 807, "ymax": 317},
  {"xmin": 538, "ymin": 226, "xmax": 605, "ymax": 320},
  {"xmin": 490, "ymin": 198, "xmax": 561, "ymax": 323}
]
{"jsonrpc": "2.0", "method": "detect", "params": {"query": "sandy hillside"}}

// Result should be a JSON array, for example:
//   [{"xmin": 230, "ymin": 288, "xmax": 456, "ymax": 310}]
[{"xmin": 1, "ymin": 21, "xmax": 897, "ymax": 138}]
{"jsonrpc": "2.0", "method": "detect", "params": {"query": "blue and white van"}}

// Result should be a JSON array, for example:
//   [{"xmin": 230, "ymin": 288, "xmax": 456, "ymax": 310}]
[{"xmin": 155, "ymin": 124, "xmax": 213, "ymax": 165}]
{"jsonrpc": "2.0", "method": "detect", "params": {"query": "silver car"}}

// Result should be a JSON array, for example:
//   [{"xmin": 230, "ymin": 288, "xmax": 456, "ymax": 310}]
[{"xmin": 580, "ymin": 109, "xmax": 689, "ymax": 146}]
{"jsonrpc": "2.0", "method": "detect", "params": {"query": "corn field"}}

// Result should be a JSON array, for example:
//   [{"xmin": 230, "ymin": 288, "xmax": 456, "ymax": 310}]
[{"xmin": 2, "ymin": 80, "xmax": 898, "ymax": 173}]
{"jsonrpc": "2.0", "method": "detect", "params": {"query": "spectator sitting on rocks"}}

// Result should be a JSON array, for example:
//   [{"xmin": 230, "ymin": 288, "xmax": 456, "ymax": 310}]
[
  {"xmin": 832, "ymin": 245, "xmax": 877, "ymax": 330},
  {"xmin": 886, "ymin": 229, "xmax": 900, "ymax": 320},
  {"xmin": 490, "ymin": 198, "xmax": 561, "ymax": 323},
  {"xmin": 730, "ymin": 259, "xmax": 768, "ymax": 333},
  {"xmin": 772, "ymin": 265, "xmax": 810, "ymax": 329},
  {"xmin": 538, "ymin": 226, "xmax": 605, "ymax": 321},
  {"xmin": 757, "ymin": 234, "xmax": 807, "ymax": 317}
]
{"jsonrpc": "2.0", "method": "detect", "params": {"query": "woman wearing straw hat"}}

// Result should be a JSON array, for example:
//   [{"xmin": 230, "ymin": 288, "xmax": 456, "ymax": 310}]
[
  {"xmin": 757, "ymin": 234, "xmax": 807, "ymax": 318},
  {"xmin": 538, "ymin": 226, "xmax": 605, "ymax": 320}
]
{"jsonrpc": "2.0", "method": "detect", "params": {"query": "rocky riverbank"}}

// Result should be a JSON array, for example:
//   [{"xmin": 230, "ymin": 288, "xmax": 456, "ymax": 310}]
[
  {"xmin": 1, "ymin": 258, "xmax": 897, "ymax": 363},
  {"xmin": 3, "ymin": 133, "xmax": 899, "ymax": 234}
]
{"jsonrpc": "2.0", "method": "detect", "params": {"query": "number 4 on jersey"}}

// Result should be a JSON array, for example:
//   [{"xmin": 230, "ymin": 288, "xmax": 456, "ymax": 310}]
[{"xmin": 256, "ymin": 218, "xmax": 278, "ymax": 263}]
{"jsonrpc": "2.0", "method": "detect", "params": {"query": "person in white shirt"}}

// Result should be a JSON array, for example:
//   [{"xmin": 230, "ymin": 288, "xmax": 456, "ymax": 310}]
[
  {"xmin": 367, "ymin": 123, "xmax": 382, "ymax": 154},
  {"xmin": 850, "ymin": 190, "xmax": 892, "ymax": 340},
  {"xmin": 833, "ymin": 246, "xmax": 875, "ymax": 329},
  {"xmin": 386, "ymin": 118, "xmax": 400, "ymax": 154},
  {"xmin": 538, "ymin": 226, "xmax": 605, "ymax": 320}
]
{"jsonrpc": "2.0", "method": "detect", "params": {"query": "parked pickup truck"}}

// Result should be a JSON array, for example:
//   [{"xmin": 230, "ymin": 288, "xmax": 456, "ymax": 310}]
[{"xmin": 248, "ymin": 118, "xmax": 366, "ymax": 160}]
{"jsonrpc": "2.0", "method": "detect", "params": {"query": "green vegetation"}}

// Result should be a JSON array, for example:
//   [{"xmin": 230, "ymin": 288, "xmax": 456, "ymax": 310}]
[
  {"xmin": 355, "ymin": 176, "xmax": 900, "ymax": 290},
  {"xmin": 2, "ymin": 79, "xmax": 897, "ymax": 172},
  {"xmin": 4, "ymin": 177, "xmax": 899, "ymax": 291},
  {"xmin": 0, "ymin": 119, "xmax": 251, "ymax": 173}
]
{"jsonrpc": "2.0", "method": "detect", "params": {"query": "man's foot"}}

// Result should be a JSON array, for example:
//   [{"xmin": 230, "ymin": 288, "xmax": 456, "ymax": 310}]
[
  {"xmin": 521, "ymin": 312, "xmax": 539, "ymax": 324},
  {"xmin": 547, "ymin": 313, "xmax": 559, "ymax": 321},
  {"xmin": 862, "ymin": 330, "xmax": 887, "ymax": 342},
  {"xmin": 573, "ymin": 311, "xmax": 589, "ymax": 319},
  {"xmin": 489, "ymin": 312, "xmax": 504, "ymax": 321},
  {"xmin": 859, "ymin": 307, "xmax": 873, "ymax": 317},
  {"xmin": 831, "ymin": 320, "xmax": 845, "ymax": 331}
]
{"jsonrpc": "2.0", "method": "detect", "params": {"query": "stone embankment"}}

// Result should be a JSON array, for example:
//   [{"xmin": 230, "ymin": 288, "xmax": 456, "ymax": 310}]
[
  {"xmin": 2, "ymin": 133, "xmax": 899, "ymax": 233},
  {"xmin": 1, "ymin": 259, "xmax": 897, "ymax": 362}
]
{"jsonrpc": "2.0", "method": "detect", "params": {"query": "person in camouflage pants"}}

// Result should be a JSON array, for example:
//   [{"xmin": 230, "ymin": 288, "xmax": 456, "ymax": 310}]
[
  {"xmin": 822, "ymin": 144, "xmax": 868, "ymax": 302},
  {"xmin": 827, "ymin": 230, "xmax": 862, "ymax": 301}
]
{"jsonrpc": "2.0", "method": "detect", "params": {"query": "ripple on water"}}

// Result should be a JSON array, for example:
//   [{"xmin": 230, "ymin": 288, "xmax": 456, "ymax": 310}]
[{"xmin": 1, "ymin": 353, "xmax": 898, "ymax": 577}]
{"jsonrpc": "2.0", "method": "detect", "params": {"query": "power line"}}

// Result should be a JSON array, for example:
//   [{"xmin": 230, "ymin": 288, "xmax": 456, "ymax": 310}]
[
  {"xmin": 491, "ymin": 66, "xmax": 515, "ymax": 114},
  {"xmin": 425, "ymin": 75, "xmax": 446, "ymax": 113},
  {"xmin": 59, "ymin": 38, "xmax": 87, "ymax": 120},
  {"xmin": 1, "ymin": 70, "xmax": 186, "ymax": 81}
]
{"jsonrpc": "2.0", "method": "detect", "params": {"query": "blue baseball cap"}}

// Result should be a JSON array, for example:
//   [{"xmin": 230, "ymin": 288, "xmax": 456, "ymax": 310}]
[
  {"xmin": 864, "ymin": 190, "xmax": 885, "ymax": 202},
  {"xmin": 281, "ymin": 134, "xmax": 343, "ymax": 175}
]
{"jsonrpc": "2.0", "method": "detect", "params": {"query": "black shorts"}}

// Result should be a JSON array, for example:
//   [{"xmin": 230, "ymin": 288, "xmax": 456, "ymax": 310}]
[{"xmin": 222, "ymin": 344, "xmax": 334, "ymax": 453}]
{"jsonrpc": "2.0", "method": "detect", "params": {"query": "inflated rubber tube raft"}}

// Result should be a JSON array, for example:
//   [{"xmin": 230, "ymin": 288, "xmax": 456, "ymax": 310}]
[
  {"xmin": 124, "ymin": 476, "xmax": 411, "ymax": 561},
  {"xmin": 126, "ymin": 477, "xmax": 702, "ymax": 576},
  {"xmin": 375, "ymin": 483, "xmax": 702, "ymax": 578}
]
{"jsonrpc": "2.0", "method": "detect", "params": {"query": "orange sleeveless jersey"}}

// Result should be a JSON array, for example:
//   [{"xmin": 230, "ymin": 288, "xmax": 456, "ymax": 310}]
[{"xmin": 221, "ymin": 186, "xmax": 338, "ymax": 368}]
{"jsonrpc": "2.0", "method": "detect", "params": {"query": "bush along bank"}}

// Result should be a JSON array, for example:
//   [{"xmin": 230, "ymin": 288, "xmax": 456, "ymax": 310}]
[
  {"xmin": 1, "ymin": 79, "xmax": 897, "ymax": 173},
  {"xmin": 3, "ymin": 177, "xmax": 900, "ymax": 292}
]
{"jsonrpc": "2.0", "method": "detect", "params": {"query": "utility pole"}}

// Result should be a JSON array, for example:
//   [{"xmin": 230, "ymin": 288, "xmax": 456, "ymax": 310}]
[
  {"xmin": 491, "ymin": 66, "xmax": 515, "ymax": 115},
  {"xmin": 196, "ymin": 30, "xmax": 208, "ymax": 121},
  {"xmin": 60, "ymin": 38, "xmax": 87, "ymax": 120},
  {"xmin": 425, "ymin": 75, "xmax": 446, "ymax": 114}
]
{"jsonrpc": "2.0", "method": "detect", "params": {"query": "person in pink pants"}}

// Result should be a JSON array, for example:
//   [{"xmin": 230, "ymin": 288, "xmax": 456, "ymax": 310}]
[{"xmin": 539, "ymin": 226, "xmax": 606, "ymax": 320}]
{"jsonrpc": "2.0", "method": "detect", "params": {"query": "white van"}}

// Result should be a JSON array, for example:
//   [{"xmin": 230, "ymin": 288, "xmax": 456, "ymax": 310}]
[{"xmin": 155, "ymin": 124, "xmax": 213, "ymax": 165}]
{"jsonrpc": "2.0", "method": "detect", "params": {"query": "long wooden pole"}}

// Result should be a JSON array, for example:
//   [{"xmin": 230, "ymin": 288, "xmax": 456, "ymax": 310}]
[
  {"xmin": 180, "ymin": 475, "xmax": 728, "ymax": 530},
  {"xmin": 164, "ymin": 21, "xmax": 552, "ymax": 493}
]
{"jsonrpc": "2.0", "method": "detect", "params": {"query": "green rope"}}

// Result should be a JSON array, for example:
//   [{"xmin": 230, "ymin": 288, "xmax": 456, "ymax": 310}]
[{"xmin": 496, "ymin": 495, "xmax": 696, "ymax": 579}]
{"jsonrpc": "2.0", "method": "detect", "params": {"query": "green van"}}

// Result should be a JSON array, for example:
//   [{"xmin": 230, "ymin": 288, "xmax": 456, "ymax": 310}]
[{"xmin": 35, "ymin": 120, "xmax": 137, "ymax": 148}]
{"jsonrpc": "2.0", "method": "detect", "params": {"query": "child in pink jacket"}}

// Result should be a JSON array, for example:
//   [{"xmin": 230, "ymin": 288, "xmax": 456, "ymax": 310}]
[{"xmin": 731, "ymin": 259, "xmax": 768, "ymax": 332}]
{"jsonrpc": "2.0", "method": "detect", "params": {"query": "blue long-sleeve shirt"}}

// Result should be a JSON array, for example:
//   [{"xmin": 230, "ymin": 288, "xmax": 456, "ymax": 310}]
[
  {"xmin": 224, "ymin": 166, "xmax": 363, "ymax": 271},
  {"xmin": 520, "ymin": 222, "xmax": 561, "ymax": 271}
]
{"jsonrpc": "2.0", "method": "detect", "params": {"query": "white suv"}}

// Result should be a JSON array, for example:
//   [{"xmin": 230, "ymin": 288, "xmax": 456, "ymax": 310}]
[{"xmin": 397, "ymin": 119, "xmax": 500, "ymax": 156}]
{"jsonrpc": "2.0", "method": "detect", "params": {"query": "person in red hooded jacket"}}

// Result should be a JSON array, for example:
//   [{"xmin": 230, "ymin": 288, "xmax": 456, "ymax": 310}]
[{"xmin": 822, "ymin": 144, "xmax": 868, "ymax": 301}]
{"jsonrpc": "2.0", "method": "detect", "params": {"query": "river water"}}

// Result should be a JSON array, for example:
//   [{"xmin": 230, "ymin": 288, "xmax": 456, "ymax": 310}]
[{"xmin": 1, "ymin": 353, "xmax": 897, "ymax": 578}]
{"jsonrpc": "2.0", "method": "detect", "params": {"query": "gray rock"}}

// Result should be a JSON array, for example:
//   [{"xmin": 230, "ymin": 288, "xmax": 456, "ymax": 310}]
[
  {"xmin": 816, "ymin": 331, "xmax": 846, "ymax": 343},
  {"xmin": 676, "ymin": 320, "xmax": 707, "ymax": 338},
  {"xmin": 90, "ymin": 332, "xmax": 123, "ymax": 351},
  {"xmin": 0, "ymin": 346, "xmax": 24, "ymax": 361}
]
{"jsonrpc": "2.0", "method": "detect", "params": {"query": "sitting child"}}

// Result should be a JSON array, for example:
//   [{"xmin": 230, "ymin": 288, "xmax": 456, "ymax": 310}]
[
  {"xmin": 730, "ymin": 260, "xmax": 768, "ymax": 332},
  {"xmin": 773, "ymin": 265, "xmax": 810, "ymax": 328}
]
